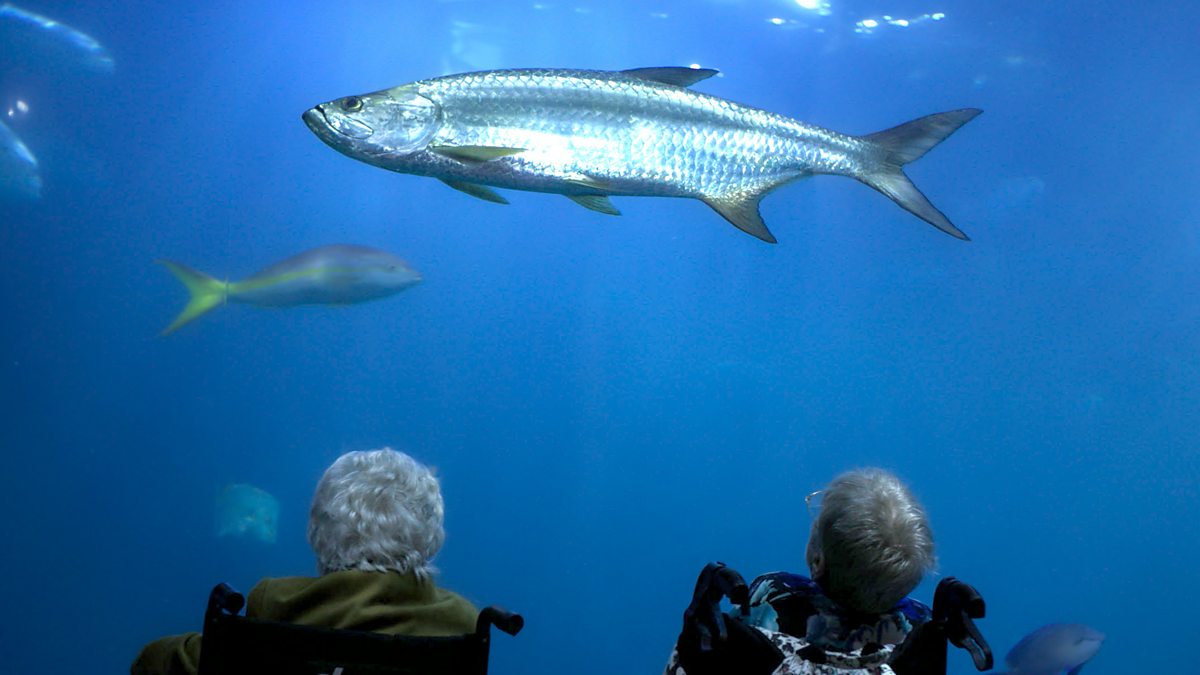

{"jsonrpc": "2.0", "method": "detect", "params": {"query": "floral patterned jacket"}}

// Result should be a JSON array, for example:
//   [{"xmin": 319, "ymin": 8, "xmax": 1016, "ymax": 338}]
[
  {"xmin": 663, "ymin": 572, "xmax": 931, "ymax": 675},
  {"xmin": 745, "ymin": 572, "xmax": 931, "ymax": 653}
]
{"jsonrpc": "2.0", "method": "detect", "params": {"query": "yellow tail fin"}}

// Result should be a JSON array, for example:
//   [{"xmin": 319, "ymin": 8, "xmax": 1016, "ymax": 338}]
[{"xmin": 158, "ymin": 260, "xmax": 229, "ymax": 335}]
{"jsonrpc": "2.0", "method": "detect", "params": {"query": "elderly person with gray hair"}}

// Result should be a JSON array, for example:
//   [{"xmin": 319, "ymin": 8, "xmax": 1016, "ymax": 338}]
[
  {"xmin": 745, "ymin": 468, "xmax": 937, "ymax": 651},
  {"xmin": 667, "ymin": 467, "xmax": 948, "ymax": 675},
  {"xmin": 132, "ymin": 448, "xmax": 477, "ymax": 675}
]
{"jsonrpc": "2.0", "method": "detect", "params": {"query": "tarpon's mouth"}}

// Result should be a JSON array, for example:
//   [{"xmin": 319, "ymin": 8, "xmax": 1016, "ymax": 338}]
[
  {"xmin": 302, "ymin": 105, "xmax": 374, "ymax": 140},
  {"xmin": 301, "ymin": 107, "xmax": 325, "ymax": 135},
  {"xmin": 302, "ymin": 107, "xmax": 340, "ymax": 141}
]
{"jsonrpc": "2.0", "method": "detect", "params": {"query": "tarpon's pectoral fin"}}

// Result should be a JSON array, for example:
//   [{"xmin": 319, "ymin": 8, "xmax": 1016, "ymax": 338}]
[
  {"xmin": 440, "ymin": 179, "xmax": 510, "ymax": 204},
  {"xmin": 567, "ymin": 194, "xmax": 621, "ymax": 216},
  {"xmin": 430, "ymin": 144, "xmax": 525, "ymax": 164},
  {"xmin": 701, "ymin": 194, "xmax": 777, "ymax": 244},
  {"xmin": 621, "ymin": 67, "xmax": 719, "ymax": 88}
]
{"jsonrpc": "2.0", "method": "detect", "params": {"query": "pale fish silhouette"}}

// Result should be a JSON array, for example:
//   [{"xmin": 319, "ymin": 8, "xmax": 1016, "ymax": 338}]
[
  {"xmin": 1003, "ymin": 623, "xmax": 1104, "ymax": 675},
  {"xmin": 215, "ymin": 483, "xmax": 280, "ymax": 544}
]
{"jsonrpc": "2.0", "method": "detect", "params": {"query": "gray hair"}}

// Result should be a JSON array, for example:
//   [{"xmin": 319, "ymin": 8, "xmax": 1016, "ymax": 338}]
[
  {"xmin": 807, "ymin": 468, "xmax": 936, "ymax": 614},
  {"xmin": 308, "ymin": 448, "xmax": 445, "ymax": 579}
]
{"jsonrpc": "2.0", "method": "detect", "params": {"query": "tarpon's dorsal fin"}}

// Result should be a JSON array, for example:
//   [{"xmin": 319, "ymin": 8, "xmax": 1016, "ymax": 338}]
[
  {"xmin": 701, "ymin": 194, "xmax": 777, "ymax": 243},
  {"xmin": 620, "ymin": 67, "xmax": 718, "ymax": 88},
  {"xmin": 430, "ymin": 144, "xmax": 525, "ymax": 164},
  {"xmin": 440, "ymin": 179, "xmax": 510, "ymax": 204},
  {"xmin": 567, "ymin": 194, "xmax": 621, "ymax": 215}
]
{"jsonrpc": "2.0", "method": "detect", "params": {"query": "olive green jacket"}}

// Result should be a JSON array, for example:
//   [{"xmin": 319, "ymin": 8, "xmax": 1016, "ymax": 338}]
[{"xmin": 131, "ymin": 570, "xmax": 478, "ymax": 675}]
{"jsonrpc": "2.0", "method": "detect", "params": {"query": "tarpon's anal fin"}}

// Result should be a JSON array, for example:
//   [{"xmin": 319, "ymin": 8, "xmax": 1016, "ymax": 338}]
[
  {"xmin": 567, "ymin": 194, "xmax": 621, "ymax": 215},
  {"xmin": 701, "ymin": 194, "xmax": 777, "ymax": 244},
  {"xmin": 440, "ymin": 179, "xmax": 509, "ymax": 204},
  {"xmin": 1066, "ymin": 665, "xmax": 1087, "ymax": 675},
  {"xmin": 620, "ymin": 67, "xmax": 718, "ymax": 88},
  {"xmin": 430, "ymin": 144, "xmax": 525, "ymax": 164}
]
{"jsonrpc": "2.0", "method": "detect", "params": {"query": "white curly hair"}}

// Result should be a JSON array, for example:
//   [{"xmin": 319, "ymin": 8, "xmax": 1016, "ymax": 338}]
[
  {"xmin": 806, "ymin": 468, "xmax": 936, "ymax": 614},
  {"xmin": 308, "ymin": 448, "xmax": 445, "ymax": 579}
]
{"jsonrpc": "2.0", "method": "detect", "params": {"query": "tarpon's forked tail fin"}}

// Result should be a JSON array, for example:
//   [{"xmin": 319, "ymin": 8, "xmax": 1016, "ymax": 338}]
[
  {"xmin": 158, "ymin": 260, "xmax": 229, "ymax": 335},
  {"xmin": 859, "ymin": 108, "xmax": 982, "ymax": 240}
]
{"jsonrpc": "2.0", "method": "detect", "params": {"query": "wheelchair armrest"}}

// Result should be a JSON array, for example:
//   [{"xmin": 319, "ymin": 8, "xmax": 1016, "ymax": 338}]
[
  {"xmin": 476, "ymin": 606, "xmax": 524, "ymax": 637},
  {"xmin": 890, "ymin": 577, "xmax": 992, "ymax": 675},
  {"xmin": 934, "ymin": 577, "xmax": 992, "ymax": 671}
]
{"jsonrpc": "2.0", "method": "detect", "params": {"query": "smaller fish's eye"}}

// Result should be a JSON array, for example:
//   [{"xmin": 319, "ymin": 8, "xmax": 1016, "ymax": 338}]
[{"xmin": 341, "ymin": 96, "xmax": 363, "ymax": 112}]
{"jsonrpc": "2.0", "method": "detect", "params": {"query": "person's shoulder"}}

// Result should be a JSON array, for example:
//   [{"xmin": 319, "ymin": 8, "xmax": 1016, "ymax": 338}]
[
  {"xmin": 246, "ymin": 575, "xmax": 321, "ymax": 616},
  {"xmin": 750, "ymin": 571, "xmax": 822, "ymax": 599},
  {"xmin": 249, "ymin": 575, "xmax": 318, "ymax": 597},
  {"xmin": 894, "ymin": 596, "xmax": 932, "ymax": 625},
  {"xmin": 431, "ymin": 584, "xmax": 480, "ymax": 621},
  {"xmin": 746, "ymin": 571, "xmax": 824, "ymax": 636}
]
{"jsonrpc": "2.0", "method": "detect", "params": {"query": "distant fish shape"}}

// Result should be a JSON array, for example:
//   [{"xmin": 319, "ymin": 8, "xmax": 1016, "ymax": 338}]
[
  {"xmin": 983, "ymin": 175, "xmax": 1046, "ymax": 218},
  {"xmin": 0, "ymin": 117, "xmax": 41, "ymax": 200},
  {"xmin": 158, "ymin": 244, "xmax": 422, "ymax": 335},
  {"xmin": 0, "ymin": 3, "xmax": 114, "ymax": 74},
  {"xmin": 215, "ymin": 483, "xmax": 279, "ymax": 544},
  {"xmin": 1002, "ymin": 623, "xmax": 1104, "ymax": 675},
  {"xmin": 303, "ymin": 67, "xmax": 980, "ymax": 243}
]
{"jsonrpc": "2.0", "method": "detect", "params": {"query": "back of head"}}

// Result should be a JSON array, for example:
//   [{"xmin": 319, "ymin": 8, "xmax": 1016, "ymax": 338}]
[
  {"xmin": 308, "ymin": 448, "xmax": 445, "ymax": 579},
  {"xmin": 807, "ymin": 468, "xmax": 935, "ymax": 614}
]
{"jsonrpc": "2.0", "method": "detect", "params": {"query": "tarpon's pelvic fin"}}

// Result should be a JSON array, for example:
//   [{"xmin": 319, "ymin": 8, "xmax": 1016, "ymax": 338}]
[
  {"xmin": 158, "ymin": 260, "xmax": 229, "ymax": 335},
  {"xmin": 430, "ymin": 144, "xmax": 525, "ymax": 164},
  {"xmin": 702, "ymin": 193, "xmax": 777, "ymax": 244},
  {"xmin": 565, "ymin": 174, "xmax": 612, "ymax": 191},
  {"xmin": 440, "ymin": 179, "xmax": 510, "ymax": 204},
  {"xmin": 857, "ymin": 108, "xmax": 982, "ymax": 240},
  {"xmin": 620, "ymin": 67, "xmax": 719, "ymax": 88},
  {"xmin": 567, "ymin": 194, "xmax": 621, "ymax": 215}
]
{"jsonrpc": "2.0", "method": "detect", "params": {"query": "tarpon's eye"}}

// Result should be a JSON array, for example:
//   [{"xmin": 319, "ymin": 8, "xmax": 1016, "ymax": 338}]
[{"xmin": 340, "ymin": 96, "xmax": 363, "ymax": 112}]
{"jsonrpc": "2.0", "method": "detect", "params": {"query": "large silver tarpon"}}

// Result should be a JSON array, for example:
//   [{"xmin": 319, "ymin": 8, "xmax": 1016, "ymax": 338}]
[{"xmin": 303, "ymin": 67, "xmax": 980, "ymax": 243}]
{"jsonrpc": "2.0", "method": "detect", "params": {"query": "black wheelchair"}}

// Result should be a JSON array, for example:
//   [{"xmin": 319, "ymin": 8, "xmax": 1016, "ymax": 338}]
[
  {"xmin": 196, "ymin": 583, "xmax": 523, "ymax": 675},
  {"xmin": 674, "ymin": 563, "xmax": 993, "ymax": 675}
]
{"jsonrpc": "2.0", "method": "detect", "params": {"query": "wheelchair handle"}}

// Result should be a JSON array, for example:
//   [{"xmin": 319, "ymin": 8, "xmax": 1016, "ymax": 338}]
[
  {"xmin": 477, "ymin": 606, "xmax": 524, "ymax": 637},
  {"xmin": 209, "ymin": 583, "xmax": 246, "ymax": 616}
]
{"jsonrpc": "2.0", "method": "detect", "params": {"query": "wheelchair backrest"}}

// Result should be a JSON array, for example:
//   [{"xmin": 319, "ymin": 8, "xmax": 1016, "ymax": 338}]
[{"xmin": 197, "ymin": 583, "xmax": 517, "ymax": 675}]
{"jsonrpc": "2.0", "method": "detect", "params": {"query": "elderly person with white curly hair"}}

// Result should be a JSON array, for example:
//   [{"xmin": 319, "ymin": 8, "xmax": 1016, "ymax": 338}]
[{"xmin": 132, "ymin": 448, "xmax": 477, "ymax": 675}]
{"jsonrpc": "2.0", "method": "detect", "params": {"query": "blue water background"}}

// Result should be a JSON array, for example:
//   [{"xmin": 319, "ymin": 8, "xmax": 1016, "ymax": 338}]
[{"xmin": 1, "ymin": 1, "xmax": 1197, "ymax": 673}]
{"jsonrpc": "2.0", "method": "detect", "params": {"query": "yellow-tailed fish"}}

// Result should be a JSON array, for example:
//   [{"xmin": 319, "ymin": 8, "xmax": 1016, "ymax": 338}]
[
  {"xmin": 303, "ymin": 67, "xmax": 981, "ymax": 243},
  {"xmin": 158, "ymin": 244, "xmax": 421, "ymax": 335}
]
